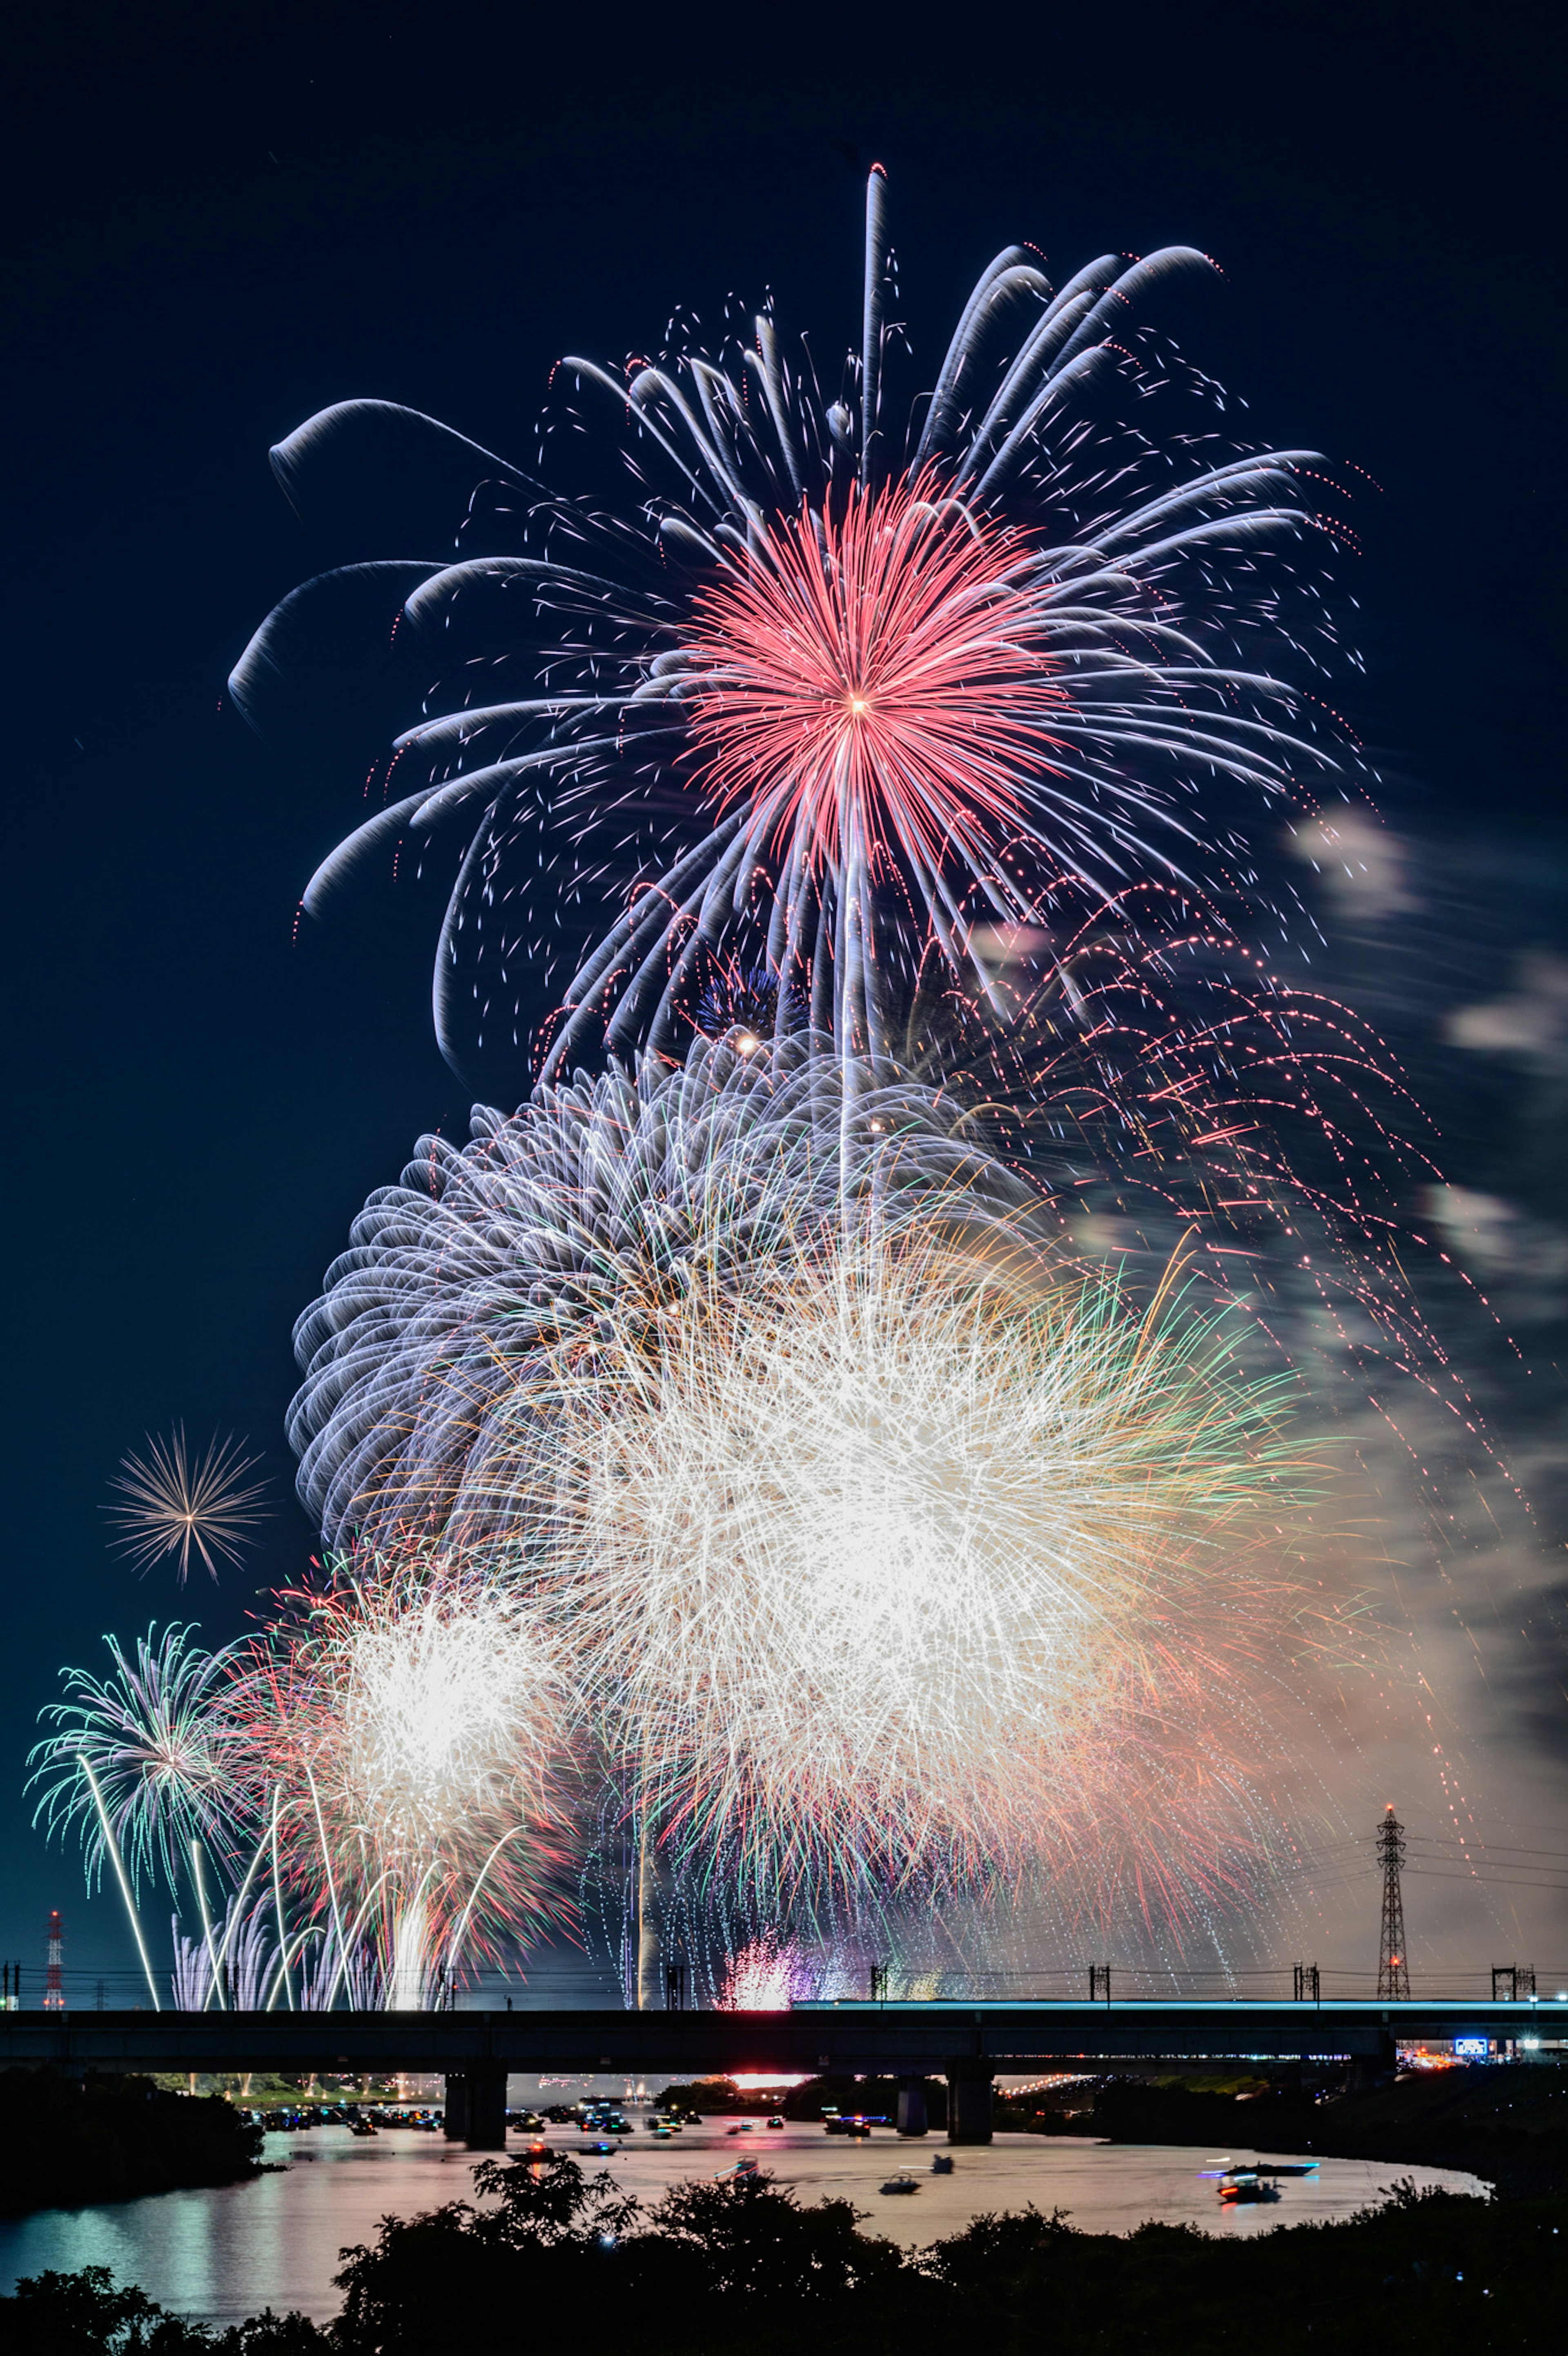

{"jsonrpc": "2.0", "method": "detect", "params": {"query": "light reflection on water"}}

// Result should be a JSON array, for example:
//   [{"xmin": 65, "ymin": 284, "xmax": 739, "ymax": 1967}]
[{"xmin": 0, "ymin": 2125, "xmax": 1487, "ymax": 2327}]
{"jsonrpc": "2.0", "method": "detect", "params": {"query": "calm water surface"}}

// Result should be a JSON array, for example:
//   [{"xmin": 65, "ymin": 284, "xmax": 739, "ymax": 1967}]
[{"xmin": 0, "ymin": 2123, "xmax": 1487, "ymax": 2327}]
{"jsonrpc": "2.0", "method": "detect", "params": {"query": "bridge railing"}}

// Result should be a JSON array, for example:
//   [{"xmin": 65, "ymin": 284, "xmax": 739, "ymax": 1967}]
[{"xmin": 9, "ymin": 1962, "xmax": 1568, "ymax": 2014}]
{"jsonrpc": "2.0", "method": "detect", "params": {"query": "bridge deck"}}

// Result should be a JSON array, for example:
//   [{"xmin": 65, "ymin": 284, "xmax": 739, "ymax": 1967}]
[{"xmin": 0, "ymin": 1999, "xmax": 1549, "ymax": 2076}]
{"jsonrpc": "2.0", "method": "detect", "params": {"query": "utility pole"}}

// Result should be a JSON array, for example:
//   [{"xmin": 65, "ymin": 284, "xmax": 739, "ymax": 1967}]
[
  {"xmin": 44, "ymin": 1911, "xmax": 65, "ymax": 2011},
  {"xmin": 1375, "ymin": 1807, "xmax": 1410, "ymax": 1999}
]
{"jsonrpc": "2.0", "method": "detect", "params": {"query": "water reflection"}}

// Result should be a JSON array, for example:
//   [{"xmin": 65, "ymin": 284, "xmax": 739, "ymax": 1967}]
[{"xmin": 0, "ymin": 2125, "xmax": 1487, "ymax": 2327}]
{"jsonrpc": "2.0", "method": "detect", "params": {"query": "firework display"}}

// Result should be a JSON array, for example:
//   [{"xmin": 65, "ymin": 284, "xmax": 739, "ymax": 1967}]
[
  {"xmin": 513, "ymin": 1216, "xmax": 1306, "ymax": 1929},
  {"xmin": 108, "ymin": 1427, "xmax": 268, "ymax": 1584},
  {"xmin": 36, "ymin": 176, "xmax": 1445, "ymax": 2010},
  {"xmin": 290, "ymin": 1031, "xmax": 1044, "ymax": 1556},
  {"xmin": 230, "ymin": 184, "xmax": 1356, "ymax": 1080},
  {"xmin": 236, "ymin": 1554, "xmax": 571, "ymax": 2006}
]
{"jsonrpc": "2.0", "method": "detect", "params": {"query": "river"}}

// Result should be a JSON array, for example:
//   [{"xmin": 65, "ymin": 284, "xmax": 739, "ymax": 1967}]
[{"xmin": 0, "ymin": 2119, "xmax": 1487, "ymax": 2327}]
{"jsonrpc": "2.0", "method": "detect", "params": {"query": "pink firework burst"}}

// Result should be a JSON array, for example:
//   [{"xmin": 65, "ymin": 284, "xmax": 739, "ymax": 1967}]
[{"xmin": 683, "ymin": 471, "xmax": 1068, "ymax": 896}]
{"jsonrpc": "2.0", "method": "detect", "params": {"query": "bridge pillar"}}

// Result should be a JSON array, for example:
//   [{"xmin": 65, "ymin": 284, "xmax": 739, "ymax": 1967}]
[
  {"xmin": 464, "ymin": 2061, "xmax": 508, "ymax": 2151},
  {"xmin": 895, "ymin": 2077, "xmax": 928, "ymax": 2137},
  {"xmin": 443, "ymin": 2073, "xmax": 468, "ymax": 2142},
  {"xmin": 1348, "ymin": 2033, "xmax": 1397, "ymax": 2095},
  {"xmin": 945, "ymin": 2061, "xmax": 993, "ymax": 2145}
]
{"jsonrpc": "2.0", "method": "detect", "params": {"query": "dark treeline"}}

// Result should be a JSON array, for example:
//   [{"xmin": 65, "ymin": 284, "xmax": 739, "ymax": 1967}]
[
  {"xmin": 4, "ymin": 2144, "xmax": 1566, "ymax": 2354},
  {"xmin": 0, "ymin": 2071, "xmax": 263, "ymax": 2216}
]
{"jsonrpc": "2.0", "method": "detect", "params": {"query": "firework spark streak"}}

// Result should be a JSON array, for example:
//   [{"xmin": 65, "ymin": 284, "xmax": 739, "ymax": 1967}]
[{"xmin": 108, "ymin": 1427, "xmax": 269, "ymax": 1583}]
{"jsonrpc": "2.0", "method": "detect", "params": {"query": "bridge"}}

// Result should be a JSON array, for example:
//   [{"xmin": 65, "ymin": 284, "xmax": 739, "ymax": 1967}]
[{"xmin": 0, "ymin": 1997, "xmax": 1548, "ymax": 2147}]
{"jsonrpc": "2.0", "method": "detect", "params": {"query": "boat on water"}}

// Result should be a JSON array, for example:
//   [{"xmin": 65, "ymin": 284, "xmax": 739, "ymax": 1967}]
[
  {"xmin": 1219, "ymin": 2176, "xmax": 1281, "ymax": 2205},
  {"xmin": 931, "ymin": 2153, "xmax": 954, "ymax": 2175},
  {"xmin": 880, "ymin": 2173, "xmax": 921, "ymax": 2196}
]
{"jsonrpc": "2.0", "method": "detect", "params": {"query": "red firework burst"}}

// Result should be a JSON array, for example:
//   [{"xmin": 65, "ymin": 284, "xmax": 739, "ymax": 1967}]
[{"xmin": 682, "ymin": 472, "xmax": 1068, "ymax": 886}]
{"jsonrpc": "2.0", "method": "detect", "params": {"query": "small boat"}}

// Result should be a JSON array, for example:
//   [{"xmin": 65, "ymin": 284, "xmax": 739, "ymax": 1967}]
[
  {"xmin": 349, "ymin": 2119, "xmax": 377, "ymax": 2139},
  {"xmin": 931, "ymin": 2153, "xmax": 954, "ymax": 2174},
  {"xmin": 766, "ymin": 2116, "xmax": 784, "ymax": 2129},
  {"xmin": 577, "ymin": 2140, "xmax": 614, "ymax": 2156},
  {"xmin": 880, "ymin": 2173, "xmax": 920, "ymax": 2196},
  {"xmin": 715, "ymin": 2156, "xmax": 759, "ymax": 2180},
  {"xmin": 1218, "ymin": 2173, "xmax": 1281, "ymax": 2205}
]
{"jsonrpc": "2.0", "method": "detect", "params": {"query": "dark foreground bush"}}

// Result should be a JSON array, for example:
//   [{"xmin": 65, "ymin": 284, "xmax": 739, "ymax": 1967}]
[
  {"xmin": 4, "ymin": 2156, "xmax": 1565, "ymax": 2353},
  {"xmin": 0, "ymin": 2070, "xmax": 263, "ymax": 2215}
]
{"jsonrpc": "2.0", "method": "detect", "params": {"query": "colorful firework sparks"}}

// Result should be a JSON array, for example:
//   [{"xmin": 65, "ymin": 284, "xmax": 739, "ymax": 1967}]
[
  {"xmin": 230, "ymin": 174, "xmax": 1359, "ymax": 1081},
  {"xmin": 29, "ymin": 1623, "xmax": 249, "ymax": 1897},
  {"xmin": 717, "ymin": 1931, "xmax": 815, "ymax": 2011},
  {"xmin": 238, "ymin": 1552, "xmax": 574, "ymax": 2005},
  {"xmin": 41, "ymin": 176, "xmax": 1502, "ymax": 2007},
  {"xmin": 107, "ymin": 1427, "xmax": 269, "ymax": 1583},
  {"xmin": 289, "ymin": 1032, "xmax": 1043, "ymax": 1557},
  {"xmin": 488, "ymin": 1209, "xmax": 1316, "ymax": 1931}
]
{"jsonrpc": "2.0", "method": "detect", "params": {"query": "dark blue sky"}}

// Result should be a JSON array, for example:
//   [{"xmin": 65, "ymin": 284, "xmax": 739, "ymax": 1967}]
[{"xmin": 3, "ymin": 0, "xmax": 1562, "ymax": 1991}]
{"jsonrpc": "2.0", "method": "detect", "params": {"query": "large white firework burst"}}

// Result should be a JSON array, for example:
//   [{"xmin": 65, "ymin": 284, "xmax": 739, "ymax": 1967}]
[
  {"xmin": 495, "ymin": 1214, "xmax": 1315, "ymax": 1932},
  {"xmin": 243, "ymin": 1553, "xmax": 572, "ymax": 2004}
]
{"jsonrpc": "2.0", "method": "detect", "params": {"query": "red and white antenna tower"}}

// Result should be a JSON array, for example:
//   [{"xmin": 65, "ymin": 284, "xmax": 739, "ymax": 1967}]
[
  {"xmin": 43, "ymin": 1910, "xmax": 65, "ymax": 2011},
  {"xmin": 1376, "ymin": 1806, "xmax": 1410, "ymax": 1999}
]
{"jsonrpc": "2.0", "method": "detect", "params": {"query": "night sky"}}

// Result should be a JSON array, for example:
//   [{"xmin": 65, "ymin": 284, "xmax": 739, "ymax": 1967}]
[{"xmin": 4, "ymin": 0, "xmax": 1562, "ymax": 1994}]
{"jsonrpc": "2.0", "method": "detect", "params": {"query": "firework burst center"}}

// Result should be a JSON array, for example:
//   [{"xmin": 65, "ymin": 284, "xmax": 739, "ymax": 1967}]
[{"xmin": 682, "ymin": 472, "xmax": 1067, "ymax": 878}]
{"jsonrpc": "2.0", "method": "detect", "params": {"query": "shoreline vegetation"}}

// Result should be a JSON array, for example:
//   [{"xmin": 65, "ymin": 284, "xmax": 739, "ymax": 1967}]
[
  {"xmin": 3, "ymin": 2064, "xmax": 1565, "ymax": 2351},
  {"xmin": 0, "ymin": 2071, "xmax": 263, "ymax": 2218}
]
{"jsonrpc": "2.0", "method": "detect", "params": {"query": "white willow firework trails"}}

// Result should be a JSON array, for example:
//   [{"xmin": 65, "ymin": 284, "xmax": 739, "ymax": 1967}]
[
  {"xmin": 232, "ymin": 173, "xmax": 1363, "ymax": 1081},
  {"xmin": 290, "ymin": 1032, "xmax": 1046, "ymax": 1555},
  {"xmin": 494, "ymin": 1217, "xmax": 1312, "ymax": 1929}
]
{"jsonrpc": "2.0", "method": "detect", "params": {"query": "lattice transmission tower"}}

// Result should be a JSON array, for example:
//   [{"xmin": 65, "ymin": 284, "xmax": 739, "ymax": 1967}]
[
  {"xmin": 43, "ymin": 1910, "xmax": 65, "ymax": 2011},
  {"xmin": 1376, "ymin": 1806, "xmax": 1410, "ymax": 1998}
]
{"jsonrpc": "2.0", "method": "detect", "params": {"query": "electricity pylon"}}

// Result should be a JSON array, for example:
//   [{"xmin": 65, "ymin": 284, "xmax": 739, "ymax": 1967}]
[{"xmin": 1376, "ymin": 1806, "xmax": 1410, "ymax": 1998}]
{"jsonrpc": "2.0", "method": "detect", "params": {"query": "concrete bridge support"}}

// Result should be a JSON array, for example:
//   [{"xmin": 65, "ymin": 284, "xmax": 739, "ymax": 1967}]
[
  {"xmin": 895, "ymin": 2077, "xmax": 928, "ymax": 2137},
  {"xmin": 443, "ymin": 2073, "xmax": 467, "ymax": 2142},
  {"xmin": 1348, "ymin": 2033, "xmax": 1398, "ymax": 2095},
  {"xmin": 945, "ymin": 2061, "xmax": 993, "ymax": 2145},
  {"xmin": 463, "ymin": 2061, "xmax": 508, "ymax": 2150}
]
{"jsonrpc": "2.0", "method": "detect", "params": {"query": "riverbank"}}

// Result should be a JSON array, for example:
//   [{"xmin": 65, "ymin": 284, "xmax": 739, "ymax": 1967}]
[
  {"xmin": 0, "ymin": 2071, "xmax": 263, "ymax": 2216},
  {"xmin": 1020, "ymin": 2062, "xmax": 1568, "ymax": 2196},
  {"xmin": 1, "ymin": 2147, "xmax": 1559, "ymax": 2354}
]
